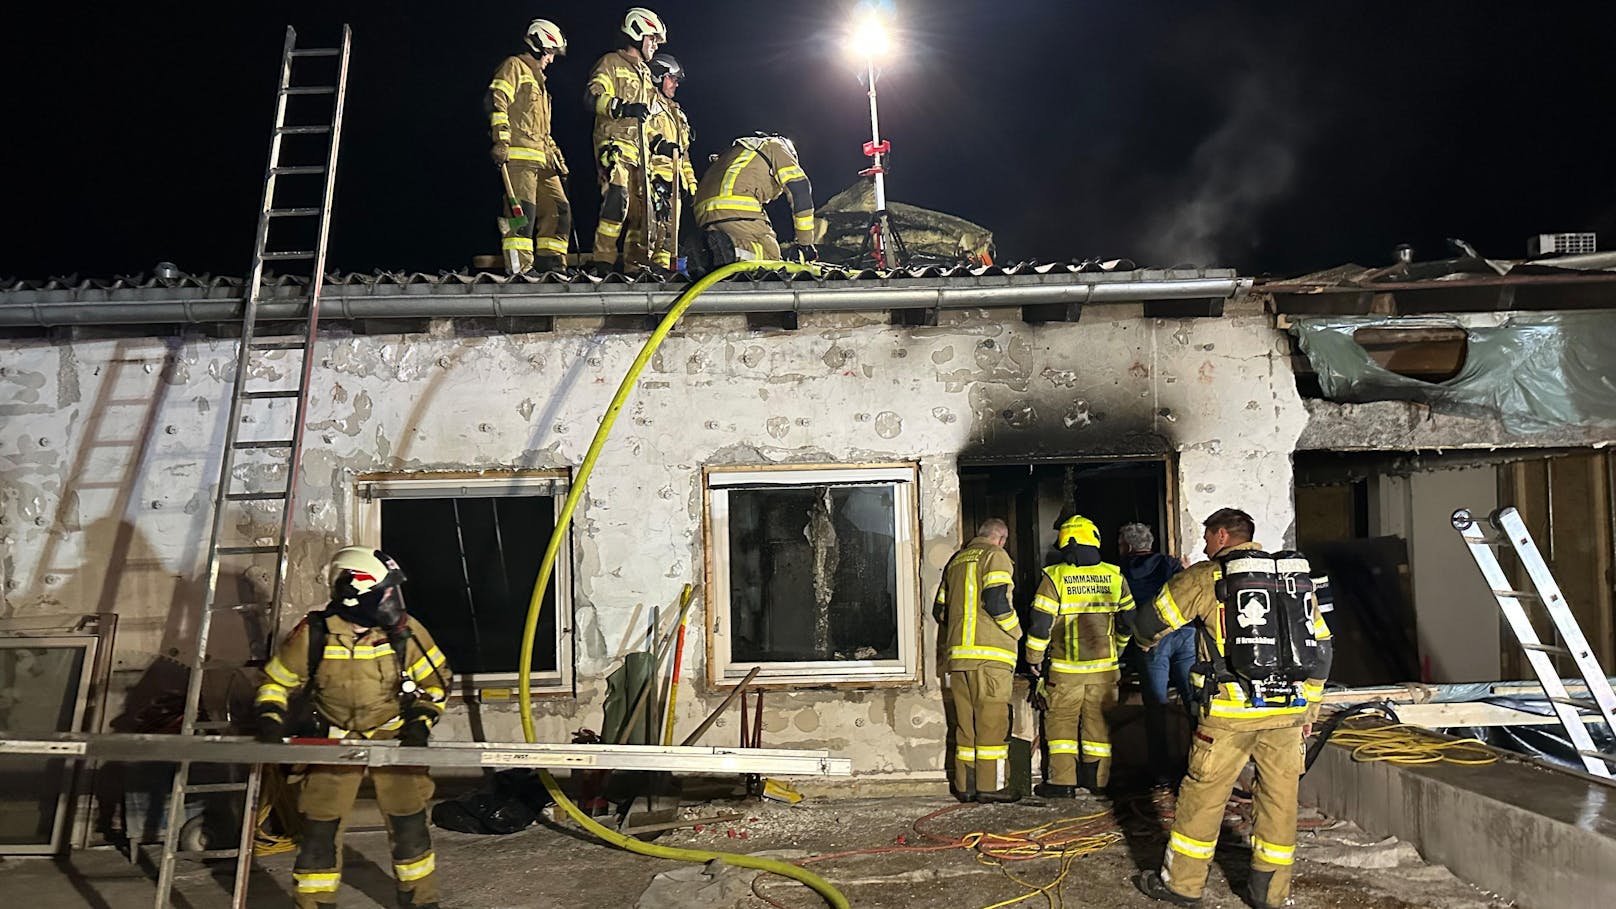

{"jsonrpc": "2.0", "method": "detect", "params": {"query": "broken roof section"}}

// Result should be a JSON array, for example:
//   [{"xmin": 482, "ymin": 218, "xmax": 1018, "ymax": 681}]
[
  {"xmin": 1263, "ymin": 240, "xmax": 1616, "ymax": 315},
  {"xmin": 814, "ymin": 182, "xmax": 995, "ymax": 267}
]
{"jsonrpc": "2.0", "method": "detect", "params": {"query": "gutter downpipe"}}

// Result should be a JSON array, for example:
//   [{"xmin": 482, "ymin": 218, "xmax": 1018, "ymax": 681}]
[{"xmin": 0, "ymin": 278, "xmax": 1250, "ymax": 328}]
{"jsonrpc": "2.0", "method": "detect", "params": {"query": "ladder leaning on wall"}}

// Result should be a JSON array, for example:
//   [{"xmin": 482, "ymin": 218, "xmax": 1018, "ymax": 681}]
[
  {"xmin": 153, "ymin": 25, "xmax": 352, "ymax": 909},
  {"xmin": 1451, "ymin": 506, "xmax": 1616, "ymax": 778}
]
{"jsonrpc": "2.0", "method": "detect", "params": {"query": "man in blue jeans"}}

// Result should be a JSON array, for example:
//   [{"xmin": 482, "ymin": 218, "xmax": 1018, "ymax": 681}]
[{"xmin": 1119, "ymin": 523, "xmax": 1195, "ymax": 787}]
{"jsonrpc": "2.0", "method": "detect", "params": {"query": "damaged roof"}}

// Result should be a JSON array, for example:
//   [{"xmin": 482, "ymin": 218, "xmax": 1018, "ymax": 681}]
[
  {"xmin": 0, "ymin": 262, "xmax": 1246, "ymax": 329},
  {"xmin": 1262, "ymin": 243, "xmax": 1616, "ymax": 315}
]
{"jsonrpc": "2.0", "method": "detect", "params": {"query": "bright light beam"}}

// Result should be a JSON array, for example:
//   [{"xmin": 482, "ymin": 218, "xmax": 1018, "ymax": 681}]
[{"xmin": 848, "ymin": 15, "xmax": 890, "ymax": 62}]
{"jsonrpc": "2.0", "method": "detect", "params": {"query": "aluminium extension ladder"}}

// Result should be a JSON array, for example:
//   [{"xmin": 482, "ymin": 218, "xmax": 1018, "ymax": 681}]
[
  {"xmin": 1452, "ymin": 506, "xmax": 1616, "ymax": 777},
  {"xmin": 153, "ymin": 25, "xmax": 351, "ymax": 909}
]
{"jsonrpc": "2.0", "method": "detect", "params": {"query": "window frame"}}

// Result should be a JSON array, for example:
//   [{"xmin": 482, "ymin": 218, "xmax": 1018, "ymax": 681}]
[
  {"xmin": 703, "ymin": 462, "xmax": 923, "ymax": 688},
  {"xmin": 352, "ymin": 471, "xmax": 574, "ymax": 696}
]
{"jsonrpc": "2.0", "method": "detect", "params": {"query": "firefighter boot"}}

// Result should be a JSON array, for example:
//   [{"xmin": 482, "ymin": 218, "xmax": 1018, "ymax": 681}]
[
  {"xmin": 531, "ymin": 255, "xmax": 567, "ymax": 275},
  {"xmin": 954, "ymin": 766, "xmax": 977, "ymax": 804},
  {"xmin": 977, "ymin": 786, "xmax": 1022, "ymax": 804},
  {"xmin": 1245, "ymin": 869, "xmax": 1279, "ymax": 909},
  {"xmin": 1078, "ymin": 760, "xmax": 1101, "ymax": 794},
  {"xmin": 1135, "ymin": 870, "xmax": 1202, "ymax": 906},
  {"xmin": 1034, "ymin": 782, "xmax": 1078, "ymax": 799}
]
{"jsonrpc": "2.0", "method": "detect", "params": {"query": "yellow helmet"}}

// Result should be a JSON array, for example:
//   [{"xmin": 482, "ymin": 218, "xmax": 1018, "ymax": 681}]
[{"xmin": 1057, "ymin": 515, "xmax": 1100, "ymax": 549}]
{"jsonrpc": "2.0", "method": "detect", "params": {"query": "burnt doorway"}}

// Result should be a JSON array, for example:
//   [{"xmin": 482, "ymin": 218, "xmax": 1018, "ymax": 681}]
[{"xmin": 957, "ymin": 457, "xmax": 1177, "ymax": 615}]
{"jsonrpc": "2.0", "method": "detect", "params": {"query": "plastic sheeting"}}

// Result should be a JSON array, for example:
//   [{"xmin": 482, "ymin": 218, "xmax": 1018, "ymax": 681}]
[{"xmin": 1290, "ymin": 312, "xmax": 1616, "ymax": 434}]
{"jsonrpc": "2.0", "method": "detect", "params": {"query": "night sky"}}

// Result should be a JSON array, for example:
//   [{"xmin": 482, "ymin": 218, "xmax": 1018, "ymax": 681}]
[{"xmin": 8, "ymin": 1, "xmax": 1616, "ymax": 280}]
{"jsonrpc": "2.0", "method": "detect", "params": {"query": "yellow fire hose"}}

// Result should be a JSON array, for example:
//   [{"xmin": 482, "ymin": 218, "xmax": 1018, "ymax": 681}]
[{"xmin": 514, "ymin": 259, "xmax": 850, "ymax": 909}]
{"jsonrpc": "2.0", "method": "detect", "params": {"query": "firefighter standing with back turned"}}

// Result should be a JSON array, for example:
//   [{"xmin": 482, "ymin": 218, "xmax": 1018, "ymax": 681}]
[
  {"xmin": 644, "ymin": 53, "xmax": 697, "ymax": 271},
  {"xmin": 1134, "ymin": 508, "xmax": 1334, "ymax": 909},
  {"xmin": 255, "ymin": 548, "xmax": 452, "ymax": 909},
  {"xmin": 1023, "ymin": 515, "xmax": 1136, "ymax": 796},
  {"xmin": 487, "ymin": 19, "xmax": 571, "ymax": 275},
  {"xmin": 934, "ymin": 518, "xmax": 1022, "ymax": 803},
  {"xmin": 583, "ymin": 7, "xmax": 669, "ymax": 276},
  {"xmin": 694, "ymin": 132, "xmax": 818, "ymax": 267}
]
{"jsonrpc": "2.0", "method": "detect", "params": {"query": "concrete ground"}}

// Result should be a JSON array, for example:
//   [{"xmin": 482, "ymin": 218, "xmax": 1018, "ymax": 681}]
[{"xmin": 0, "ymin": 790, "xmax": 1510, "ymax": 909}]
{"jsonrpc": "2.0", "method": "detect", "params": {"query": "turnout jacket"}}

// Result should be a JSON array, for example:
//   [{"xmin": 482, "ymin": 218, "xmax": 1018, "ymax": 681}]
[
  {"xmin": 694, "ymin": 138, "xmax": 816, "ymax": 245},
  {"xmin": 935, "ymin": 535, "xmax": 1020, "ymax": 670},
  {"xmin": 1135, "ymin": 541, "xmax": 1333, "ymax": 730},
  {"xmin": 584, "ymin": 49, "xmax": 660, "ymax": 162},
  {"xmin": 646, "ymin": 97, "xmax": 697, "ymax": 194},
  {"xmin": 1025, "ymin": 561, "xmax": 1135, "ymax": 680},
  {"xmin": 256, "ymin": 612, "xmax": 452, "ymax": 736},
  {"xmin": 487, "ymin": 53, "xmax": 566, "ymax": 172}
]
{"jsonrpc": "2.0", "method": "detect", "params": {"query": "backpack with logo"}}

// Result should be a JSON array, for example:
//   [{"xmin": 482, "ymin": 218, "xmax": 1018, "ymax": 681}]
[{"xmin": 1209, "ymin": 550, "xmax": 1321, "ymax": 707}]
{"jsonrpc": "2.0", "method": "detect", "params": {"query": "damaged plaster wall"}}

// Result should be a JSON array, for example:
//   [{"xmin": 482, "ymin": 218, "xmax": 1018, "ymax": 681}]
[
  {"xmin": 0, "ymin": 299, "xmax": 1305, "ymax": 776},
  {"xmin": 1300, "ymin": 399, "xmax": 1616, "ymax": 451}
]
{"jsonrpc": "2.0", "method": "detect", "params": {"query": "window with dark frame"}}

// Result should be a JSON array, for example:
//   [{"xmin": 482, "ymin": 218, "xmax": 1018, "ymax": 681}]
[{"xmin": 379, "ymin": 494, "xmax": 560, "ymax": 678}]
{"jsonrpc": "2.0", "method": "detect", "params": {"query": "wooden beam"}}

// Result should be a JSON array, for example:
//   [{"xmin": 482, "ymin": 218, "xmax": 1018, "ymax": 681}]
[{"xmin": 1393, "ymin": 701, "xmax": 1605, "ymax": 728}]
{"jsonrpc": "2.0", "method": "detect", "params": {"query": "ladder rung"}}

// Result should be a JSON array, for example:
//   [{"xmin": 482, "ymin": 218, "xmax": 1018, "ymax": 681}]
[
  {"xmin": 225, "ymin": 491, "xmax": 290, "ymax": 502},
  {"xmin": 1492, "ymin": 588, "xmax": 1540, "ymax": 599},
  {"xmin": 233, "ymin": 439, "xmax": 294, "ymax": 449},
  {"xmin": 243, "ymin": 389, "xmax": 302, "ymax": 399},
  {"xmin": 182, "ymin": 781, "xmax": 251, "ymax": 794},
  {"xmin": 271, "ymin": 165, "xmax": 327, "ymax": 176},
  {"xmin": 1549, "ymin": 696, "xmax": 1600, "ymax": 711},
  {"xmin": 291, "ymin": 49, "xmax": 341, "ymax": 58},
  {"xmin": 268, "ymin": 207, "xmax": 322, "ymax": 218},
  {"xmin": 249, "ymin": 337, "xmax": 310, "ymax": 350},
  {"xmin": 283, "ymin": 85, "xmax": 336, "ymax": 95},
  {"xmin": 216, "ymin": 544, "xmax": 281, "ymax": 556},
  {"xmin": 1522, "ymin": 643, "xmax": 1574, "ymax": 656},
  {"xmin": 261, "ymin": 250, "xmax": 315, "ymax": 261},
  {"xmin": 173, "ymin": 848, "xmax": 241, "ymax": 861},
  {"xmin": 276, "ymin": 125, "xmax": 331, "ymax": 135}
]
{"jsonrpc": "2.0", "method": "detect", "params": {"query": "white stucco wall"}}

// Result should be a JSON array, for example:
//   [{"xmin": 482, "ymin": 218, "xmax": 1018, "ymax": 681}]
[{"xmin": 0, "ymin": 300, "xmax": 1306, "ymax": 777}]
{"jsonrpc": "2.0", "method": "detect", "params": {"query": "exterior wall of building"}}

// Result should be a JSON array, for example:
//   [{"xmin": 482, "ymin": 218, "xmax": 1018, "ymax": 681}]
[{"xmin": 0, "ymin": 301, "xmax": 1306, "ymax": 777}]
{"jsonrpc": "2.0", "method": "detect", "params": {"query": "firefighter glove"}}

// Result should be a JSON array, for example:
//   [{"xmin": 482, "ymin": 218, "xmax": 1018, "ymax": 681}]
[
  {"xmin": 611, "ymin": 99, "xmax": 651, "ymax": 120},
  {"xmin": 491, "ymin": 142, "xmax": 510, "ymax": 165},
  {"xmin": 399, "ymin": 717, "xmax": 432, "ymax": 748},
  {"xmin": 789, "ymin": 243, "xmax": 819, "ymax": 263},
  {"xmin": 256, "ymin": 712, "xmax": 286, "ymax": 744},
  {"xmin": 650, "ymin": 137, "xmax": 678, "ymax": 158}
]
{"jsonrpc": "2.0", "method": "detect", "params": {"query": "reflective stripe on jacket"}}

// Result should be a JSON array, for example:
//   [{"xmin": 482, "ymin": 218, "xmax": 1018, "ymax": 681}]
[
  {"xmin": 936, "ymin": 536, "xmax": 1019, "ymax": 669},
  {"xmin": 1025, "ymin": 562, "xmax": 1134, "ymax": 678},
  {"xmin": 585, "ymin": 49, "xmax": 658, "ymax": 159},
  {"xmin": 647, "ymin": 98, "xmax": 697, "ymax": 193}
]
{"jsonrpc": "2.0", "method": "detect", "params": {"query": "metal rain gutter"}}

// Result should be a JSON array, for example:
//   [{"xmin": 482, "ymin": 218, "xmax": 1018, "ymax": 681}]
[{"xmin": 0, "ymin": 274, "xmax": 1251, "ymax": 328}]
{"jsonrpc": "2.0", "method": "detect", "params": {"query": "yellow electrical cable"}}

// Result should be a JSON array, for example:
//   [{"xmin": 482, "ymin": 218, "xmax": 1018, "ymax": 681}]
[
  {"xmin": 1330, "ymin": 720, "xmax": 1499, "ymax": 766},
  {"xmin": 513, "ymin": 259, "xmax": 849, "ymax": 909}
]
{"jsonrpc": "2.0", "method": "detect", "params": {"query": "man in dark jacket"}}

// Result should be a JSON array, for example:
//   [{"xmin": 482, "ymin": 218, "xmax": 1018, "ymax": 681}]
[{"xmin": 1119, "ymin": 522, "xmax": 1193, "ymax": 786}]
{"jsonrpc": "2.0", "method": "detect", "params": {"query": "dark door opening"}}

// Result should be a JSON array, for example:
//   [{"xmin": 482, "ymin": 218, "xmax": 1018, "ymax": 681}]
[{"xmin": 958, "ymin": 458, "xmax": 1177, "ymax": 619}]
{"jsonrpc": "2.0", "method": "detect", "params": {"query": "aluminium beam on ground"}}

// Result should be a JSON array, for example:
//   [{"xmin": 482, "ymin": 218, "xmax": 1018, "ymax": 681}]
[{"xmin": 0, "ymin": 733, "xmax": 853, "ymax": 777}]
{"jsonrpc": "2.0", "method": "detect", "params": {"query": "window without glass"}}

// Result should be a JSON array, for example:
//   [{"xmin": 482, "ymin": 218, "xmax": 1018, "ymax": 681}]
[
  {"xmin": 355, "ymin": 474, "xmax": 572, "ymax": 693},
  {"xmin": 707, "ymin": 465, "xmax": 920, "ymax": 685}
]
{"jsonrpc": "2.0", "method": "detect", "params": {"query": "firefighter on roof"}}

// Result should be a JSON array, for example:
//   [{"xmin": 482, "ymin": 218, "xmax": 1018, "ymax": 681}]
[
  {"xmin": 583, "ymin": 8, "xmax": 669, "ymax": 275},
  {"xmin": 487, "ymin": 19, "xmax": 571, "ymax": 274},
  {"xmin": 934, "ymin": 518, "xmax": 1022, "ymax": 803},
  {"xmin": 694, "ymin": 133, "xmax": 817, "ymax": 268},
  {"xmin": 1024, "ymin": 515, "xmax": 1136, "ymax": 796},
  {"xmin": 1133, "ymin": 508, "xmax": 1334, "ymax": 909},
  {"xmin": 644, "ymin": 53, "xmax": 697, "ymax": 271},
  {"xmin": 256, "ymin": 547, "xmax": 452, "ymax": 909}
]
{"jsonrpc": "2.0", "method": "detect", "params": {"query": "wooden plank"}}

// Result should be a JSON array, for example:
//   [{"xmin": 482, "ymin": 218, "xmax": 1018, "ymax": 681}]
[{"xmin": 1395, "ymin": 701, "xmax": 1606, "ymax": 728}]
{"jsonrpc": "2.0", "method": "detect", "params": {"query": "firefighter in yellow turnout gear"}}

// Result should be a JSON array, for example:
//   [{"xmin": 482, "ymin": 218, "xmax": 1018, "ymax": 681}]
[
  {"xmin": 487, "ymin": 20, "xmax": 571, "ymax": 274},
  {"xmin": 1134, "ymin": 509, "xmax": 1333, "ymax": 909},
  {"xmin": 583, "ymin": 8, "xmax": 669, "ymax": 275},
  {"xmin": 255, "ymin": 548, "xmax": 452, "ymax": 909},
  {"xmin": 644, "ymin": 54, "xmax": 697, "ymax": 271},
  {"xmin": 1024, "ymin": 515, "xmax": 1135, "ymax": 795},
  {"xmin": 694, "ymin": 133, "xmax": 817, "ymax": 267},
  {"xmin": 934, "ymin": 518, "xmax": 1021, "ymax": 803}
]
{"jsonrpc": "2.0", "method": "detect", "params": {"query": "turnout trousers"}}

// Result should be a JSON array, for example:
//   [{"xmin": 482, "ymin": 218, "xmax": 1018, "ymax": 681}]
[
  {"xmin": 502, "ymin": 160, "xmax": 570, "ymax": 272},
  {"xmin": 702, "ymin": 217, "xmax": 781, "ymax": 266},
  {"xmin": 590, "ymin": 143, "xmax": 651, "ymax": 269},
  {"xmin": 292, "ymin": 762, "xmax": 437, "ymax": 908},
  {"xmin": 1159, "ymin": 723, "xmax": 1304, "ymax": 902},
  {"xmin": 1044, "ymin": 676, "xmax": 1117, "ymax": 788},
  {"xmin": 950, "ymin": 665, "xmax": 1013, "ymax": 793}
]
